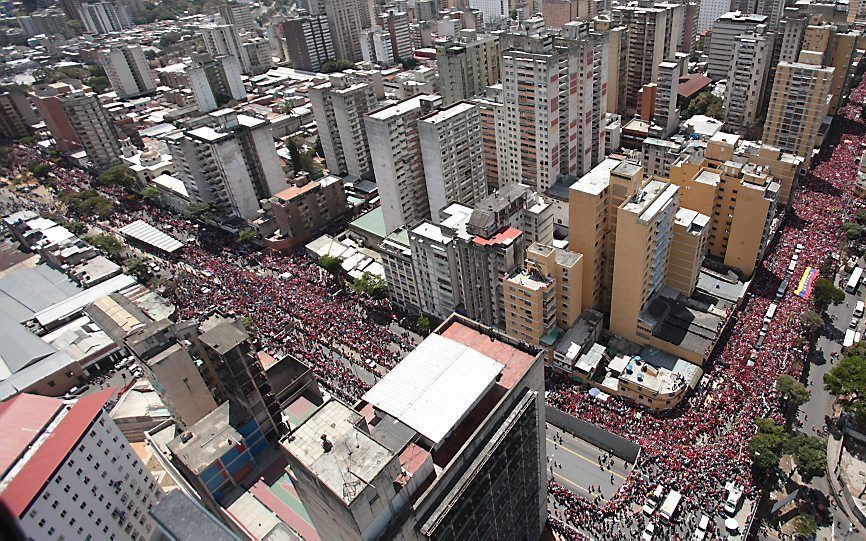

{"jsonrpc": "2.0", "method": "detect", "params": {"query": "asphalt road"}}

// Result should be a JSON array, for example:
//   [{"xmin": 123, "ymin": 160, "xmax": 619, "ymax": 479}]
[{"xmin": 546, "ymin": 424, "xmax": 630, "ymax": 503}]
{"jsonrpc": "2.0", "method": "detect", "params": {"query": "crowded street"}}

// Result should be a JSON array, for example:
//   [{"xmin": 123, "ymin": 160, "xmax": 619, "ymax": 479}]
[{"xmin": 1, "ymin": 76, "xmax": 866, "ymax": 541}]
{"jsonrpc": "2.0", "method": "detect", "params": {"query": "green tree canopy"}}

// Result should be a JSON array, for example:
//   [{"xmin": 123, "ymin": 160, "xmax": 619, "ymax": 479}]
[
  {"xmin": 777, "ymin": 375, "xmax": 810, "ymax": 408},
  {"xmin": 237, "ymin": 229, "xmax": 259, "ymax": 246},
  {"xmin": 27, "ymin": 161, "xmax": 51, "ymax": 179},
  {"xmin": 98, "ymin": 165, "xmax": 137, "ymax": 188},
  {"xmin": 793, "ymin": 514, "xmax": 817, "ymax": 538},
  {"xmin": 800, "ymin": 310, "xmax": 824, "ymax": 336},
  {"xmin": 60, "ymin": 189, "xmax": 114, "ymax": 218},
  {"xmin": 844, "ymin": 222, "xmax": 864, "ymax": 242},
  {"xmin": 86, "ymin": 76, "xmax": 111, "ymax": 94},
  {"xmin": 350, "ymin": 272, "xmax": 388, "ymax": 300},
  {"xmin": 123, "ymin": 257, "xmax": 150, "ymax": 281},
  {"xmin": 748, "ymin": 418, "xmax": 788, "ymax": 477},
  {"xmin": 813, "ymin": 277, "xmax": 845, "ymax": 311},
  {"xmin": 318, "ymin": 255, "xmax": 343, "ymax": 276},
  {"xmin": 185, "ymin": 202, "xmax": 214, "ymax": 221},
  {"xmin": 783, "ymin": 434, "xmax": 827, "ymax": 482},
  {"xmin": 417, "ymin": 316, "xmax": 435, "ymax": 335},
  {"xmin": 321, "ymin": 59, "xmax": 353, "ymax": 73},
  {"xmin": 84, "ymin": 234, "xmax": 123, "ymax": 257},
  {"xmin": 683, "ymin": 91, "xmax": 724, "ymax": 120},
  {"xmin": 825, "ymin": 353, "xmax": 866, "ymax": 426},
  {"xmin": 140, "ymin": 186, "xmax": 160, "ymax": 201}
]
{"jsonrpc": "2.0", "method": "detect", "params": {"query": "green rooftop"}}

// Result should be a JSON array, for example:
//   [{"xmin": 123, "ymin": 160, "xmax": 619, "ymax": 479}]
[{"xmin": 349, "ymin": 207, "xmax": 386, "ymax": 239}]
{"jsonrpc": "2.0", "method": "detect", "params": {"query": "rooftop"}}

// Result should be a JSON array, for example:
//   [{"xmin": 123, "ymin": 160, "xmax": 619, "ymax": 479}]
[
  {"xmin": 282, "ymin": 400, "xmax": 395, "ymax": 505},
  {"xmin": 118, "ymin": 220, "xmax": 184, "ymax": 253},
  {"xmin": 0, "ymin": 388, "xmax": 114, "ymax": 518},
  {"xmin": 569, "ymin": 157, "xmax": 621, "ymax": 196},
  {"xmin": 167, "ymin": 401, "xmax": 245, "ymax": 475},
  {"xmin": 199, "ymin": 320, "xmax": 248, "ymax": 355},
  {"xmin": 0, "ymin": 393, "xmax": 64, "ymax": 476},
  {"xmin": 362, "ymin": 333, "xmax": 504, "ymax": 445}
]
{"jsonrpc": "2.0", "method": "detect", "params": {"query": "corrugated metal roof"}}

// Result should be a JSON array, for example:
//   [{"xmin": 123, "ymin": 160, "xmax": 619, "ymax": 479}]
[
  {"xmin": 33, "ymin": 274, "xmax": 137, "ymax": 327},
  {"xmin": 0, "ymin": 313, "xmax": 58, "ymax": 378},
  {"xmin": 361, "ymin": 334, "xmax": 503, "ymax": 445},
  {"xmin": 118, "ymin": 220, "xmax": 184, "ymax": 253},
  {"xmin": 0, "ymin": 393, "xmax": 64, "ymax": 476}
]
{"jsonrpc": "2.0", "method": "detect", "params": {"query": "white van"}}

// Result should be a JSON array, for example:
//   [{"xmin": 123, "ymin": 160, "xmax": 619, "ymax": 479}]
[
  {"xmin": 723, "ymin": 483, "xmax": 743, "ymax": 516},
  {"xmin": 856, "ymin": 301, "xmax": 865, "ymax": 318},
  {"xmin": 692, "ymin": 515, "xmax": 710, "ymax": 540},
  {"xmin": 643, "ymin": 485, "xmax": 664, "ymax": 516},
  {"xmin": 658, "ymin": 490, "xmax": 682, "ymax": 521}
]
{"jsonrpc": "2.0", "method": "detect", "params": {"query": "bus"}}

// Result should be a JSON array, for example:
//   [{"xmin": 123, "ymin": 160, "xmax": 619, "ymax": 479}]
[{"xmin": 846, "ymin": 267, "xmax": 864, "ymax": 294}]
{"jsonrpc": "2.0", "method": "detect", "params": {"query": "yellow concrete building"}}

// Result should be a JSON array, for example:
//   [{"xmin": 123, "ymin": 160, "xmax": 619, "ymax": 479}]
[
  {"xmin": 667, "ymin": 133, "xmax": 780, "ymax": 276},
  {"xmin": 737, "ymin": 142, "xmax": 803, "ymax": 207},
  {"xmin": 504, "ymin": 242, "xmax": 584, "ymax": 347},
  {"xmin": 567, "ymin": 158, "xmax": 643, "ymax": 314},
  {"xmin": 762, "ymin": 57, "xmax": 833, "ymax": 167},
  {"xmin": 609, "ymin": 180, "xmax": 680, "ymax": 344},
  {"xmin": 668, "ymin": 208, "xmax": 710, "ymax": 296}
]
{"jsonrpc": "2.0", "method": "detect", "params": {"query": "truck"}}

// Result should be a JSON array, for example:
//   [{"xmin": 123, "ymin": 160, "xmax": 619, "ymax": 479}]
[
  {"xmin": 658, "ymin": 489, "xmax": 682, "ymax": 522},
  {"xmin": 845, "ymin": 329, "xmax": 857, "ymax": 348},
  {"xmin": 846, "ymin": 267, "xmax": 864, "ymax": 294}
]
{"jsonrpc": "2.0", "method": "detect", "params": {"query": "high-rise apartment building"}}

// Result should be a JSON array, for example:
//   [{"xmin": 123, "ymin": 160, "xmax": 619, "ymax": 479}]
[
  {"xmin": 242, "ymin": 36, "xmax": 275, "ymax": 75},
  {"xmin": 651, "ymin": 52, "xmax": 688, "ymax": 138},
  {"xmin": 377, "ymin": 10, "xmax": 414, "ymax": 62},
  {"xmin": 0, "ymin": 392, "xmax": 163, "ymax": 541},
  {"xmin": 667, "ymin": 208, "xmax": 710, "ymax": 296},
  {"xmin": 317, "ymin": 0, "xmax": 365, "ymax": 62},
  {"xmin": 706, "ymin": 11, "xmax": 767, "ymax": 80},
  {"xmin": 593, "ymin": 18, "xmax": 628, "ymax": 115},
  {"xmin": 469, "ymin": 0, "xmax": 509, "ymax": 22},
  {"xmin": 697, "ymin": 0, "xmax": 728, "ymax": 32},
  {"xmin": 724, "ymin": 28, "xmax": 774, "ymax": 133},
  {"xmin": 567, "ymin": 158, "xmax": 642, "ymax": 312},
  {"xmin": 504, "ymin": 242, "xmax": 583, "ymax": 345},
  {"xmin": 380, "ymin": 227, "xmax": 420, "ymax": 313},
  {"xmin": 0, "ymin": 91, "xmax": 36, "ymax": 140},
  {"xmin": 668, "ymin": 132, "xmax": 781, "ymax": 275},
  {"xmin": 281, "ymin": 314, "xmax": 546, "ymax": 541},
  {"xmin": 763, "ymin": 59, "xmax": 833, "ymax": 167},
  {"xmin": 418, "ymin": 101, "xmax": 487, "ymax": 218},
  {"xmin": 30, "ymin": 81, "xmax": 88, "ymax": 153},
  {"xmin": 100, "ymin": 44, "xmax": 157, "ymax": 99},
  {"xmin": 472, "ymin": 93, "xmax": 503, "ymax": 191},
  {"xmin": 309, "ymin": 74, "xmax": 376, "ymax": 178},
  {"xmin": 165, "ymin": 110, "xmax": 286, "ymax": 220},
  {"xmin": 198, "ymin": 319, "xmax": 282, "ymax": 435},
  {"xmin": 613, "ymin": 2, "xmax": 685, "ymax": 113},
  {"xmin": 219, "ymin": 1, "xmax": 255, "ymax": 32},
  {"xmin": 62, "ymin": 91, "xmax": 121, "ymax": 169},
  {"xmin": 201, "ymin": 24, "xmax": 252, "ymax": 75},
  {"xmin": 436, "ymin": 31, "xmax": 501, "ymax": 105},
  {"xmin": 79, "ymin": 1, "xmax": 131, "ymax": 34},
  {"xmin": 187, "ymin": 54, "xmax": 246, "ymax": 113},
  {"xmin": 609, "ymin": 180, "xmax": 679, "ymax": 344},
  {"xmin": 365, "ymin": 94, "xmax": 443, "ymax": 234},
  {"xmin": 16, "ymin": 9, "xmax": 70, "ymax": 37},
  {"xmin": 282, "ymin": 14, "xmax": 336, "ymax": 72},
  {"xmin": 409, "ymin": 204, "xmax": 473, "ymax": 320},
  {"xmin": 500, "ymin": 36, "xmax": 561, "ymax": 193}
]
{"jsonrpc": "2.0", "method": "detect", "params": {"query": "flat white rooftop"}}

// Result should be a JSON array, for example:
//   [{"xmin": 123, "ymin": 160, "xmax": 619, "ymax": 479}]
[{"xmin": 362, "ymin": 333, "xmax": 504, "ymax": 445}]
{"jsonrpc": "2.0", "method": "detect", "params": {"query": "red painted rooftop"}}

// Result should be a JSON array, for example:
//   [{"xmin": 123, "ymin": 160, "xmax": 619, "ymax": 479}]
[
  {"xmin": 0, "ymin": 388, "xmax": 114, "ymax": 518},
  {"xmin": 678, "ymin": 73, "xmax": 713, "ymax": 99},
  {"xmin": 472, "ymin": 227, "xmax": 521, "ymax": 246},
  {"xmin": 0, "ymin": 394, "xmax": 64, "ymax": 477}
]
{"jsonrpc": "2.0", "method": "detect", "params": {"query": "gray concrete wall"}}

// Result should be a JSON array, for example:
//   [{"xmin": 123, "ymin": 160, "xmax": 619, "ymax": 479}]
[{"xmin": 546, "ymin": 405, "xmax": 642, "ymax": 463}]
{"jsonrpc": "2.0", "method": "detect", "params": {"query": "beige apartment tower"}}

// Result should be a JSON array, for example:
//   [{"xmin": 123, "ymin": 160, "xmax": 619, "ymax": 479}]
[
  {"xmin": 609, "ymin": 180, "xmax": 679, "ymax": 344},
  {"xmin": 762, "ymin": 59, "xmax": 833, "ymax": 167}
]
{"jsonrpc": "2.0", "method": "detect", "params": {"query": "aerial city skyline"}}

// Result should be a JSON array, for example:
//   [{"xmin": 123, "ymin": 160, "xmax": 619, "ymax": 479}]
[{"xmin": 0, "ymin": 0, "xmax": 865, "ymax": 539}]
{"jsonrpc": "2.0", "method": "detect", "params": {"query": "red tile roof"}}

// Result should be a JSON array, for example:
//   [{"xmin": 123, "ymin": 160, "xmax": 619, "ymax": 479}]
[
  {"xmin": 0, "ymin": 394, "xmax": 64, "ymax": 476},
  {"xmin": 678, "ymin": 74, "xmax": 713, "ymax": 99},
  {"xmin": 0, "ymin": 388, "xmax": 114, "ymax": 518}
]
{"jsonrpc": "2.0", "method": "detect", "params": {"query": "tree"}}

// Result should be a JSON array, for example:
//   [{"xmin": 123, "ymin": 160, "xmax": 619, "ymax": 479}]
[
  {"xmin": 27, "ymin": 161, "xmax": 50, "ymax": 179},
  {"xmin": 854, "ymin": 209, "xmax": 866, "ymax": 226},
  {"xmin": 783, "ymin": 434, "xmax": 827, "ymax": 482},
  {"xmin": 237, "ymin": 229, "xmax": 259, "ymax": 246},
  {"xmin": 185, "ymin": 202, "xmax": 214, "ymax": 221},
  {"xmin": 800, "ymin": 310, "xmax": 824, "ymax": 336},
  {"xmin": 86, "ymin": 76, "xmax": 111, "ymax": 94},
  {"xmin": 777, "ymin": 374, "xmax": 811, "ymax": 408},
  {"xmin": 315, "ymin": 135, "xmax": 324, "ymax": 158},
  {"xmin": 140, "ymin": 186, "xmax": 160, "ymax": 201},
  {"xmin": 287, "ymin": 137, "xmax": 303, "ymax": 174},
  {"xmin": 844, "ymin": 222, "xmax": 864, "ymax": 242},
  {"xmin": 84, "ymin": 234, "xmax": 123, "ymax": 258},
  {"xmin": 683, "ymin": 91, "xmax": 725, "ymax": 120},
  {"xmin": 417, "ymin": 316, "xmax": 434, "ymax": 335},
  {"xmin": 98, "ymin": 165, "xmax": 137, "ymax": 189},
  {"xmin": 60, "ymin": 189, "xmax": 114, "ymax": 218},
  {"xmin": 824, "ymin": 354, "xmax": 866, "ymax": 426},
  {"xmin": 813, "ymin": 278, "xmax": 845, "ymax": 311},
  {"xmin": 321, "ymin": 59, "xmax": 353, "ymax": 73},
  {"xmin": 748, "ymin": 418, "xmax": 788, "ymax": 477},
  {"xmin": 318, "ymin": 255, "xmax": 343, "ymax": 277},
  {"xmin": 350, "ymin": 272, "xmax": 388, "ymax": 299},
  {"xmin": 123, "ymin": 257, "xmax": 150, "ymax": 281},
  {"xmin": 792, "ymin": 514, "xmax": 817, "ymax": 539},
  {"xmin": 159, "ymin": 31, "xmax": 181, "ymax": 48}
]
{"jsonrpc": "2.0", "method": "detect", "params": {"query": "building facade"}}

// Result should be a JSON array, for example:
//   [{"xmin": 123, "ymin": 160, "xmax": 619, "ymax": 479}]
[{"xmin": 101, "ymin": 45, "xmax": 157, "ymax": 99}]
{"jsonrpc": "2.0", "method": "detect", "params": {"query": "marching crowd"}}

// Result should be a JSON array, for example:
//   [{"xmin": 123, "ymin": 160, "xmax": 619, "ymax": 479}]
[
  {"xmin": 543, "ymin": 75, "xmax": 866, "ymax": 538},
  {"xmin": 2, "ymin": 76, "xmax": 866, "ymax": 541}
]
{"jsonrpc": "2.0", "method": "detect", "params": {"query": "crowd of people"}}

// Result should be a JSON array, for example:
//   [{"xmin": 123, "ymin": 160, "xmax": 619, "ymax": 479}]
[
  {"xmin": 3, "ymin": 76, "xmax": 866, "ymax": 541},
  {"xmin": 542, "ymin": 79, "xmax": 866, "ymax": 538},
  {"xmin": 0, "ymin": 144, "xmax": 417, "ymax": 405}
]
